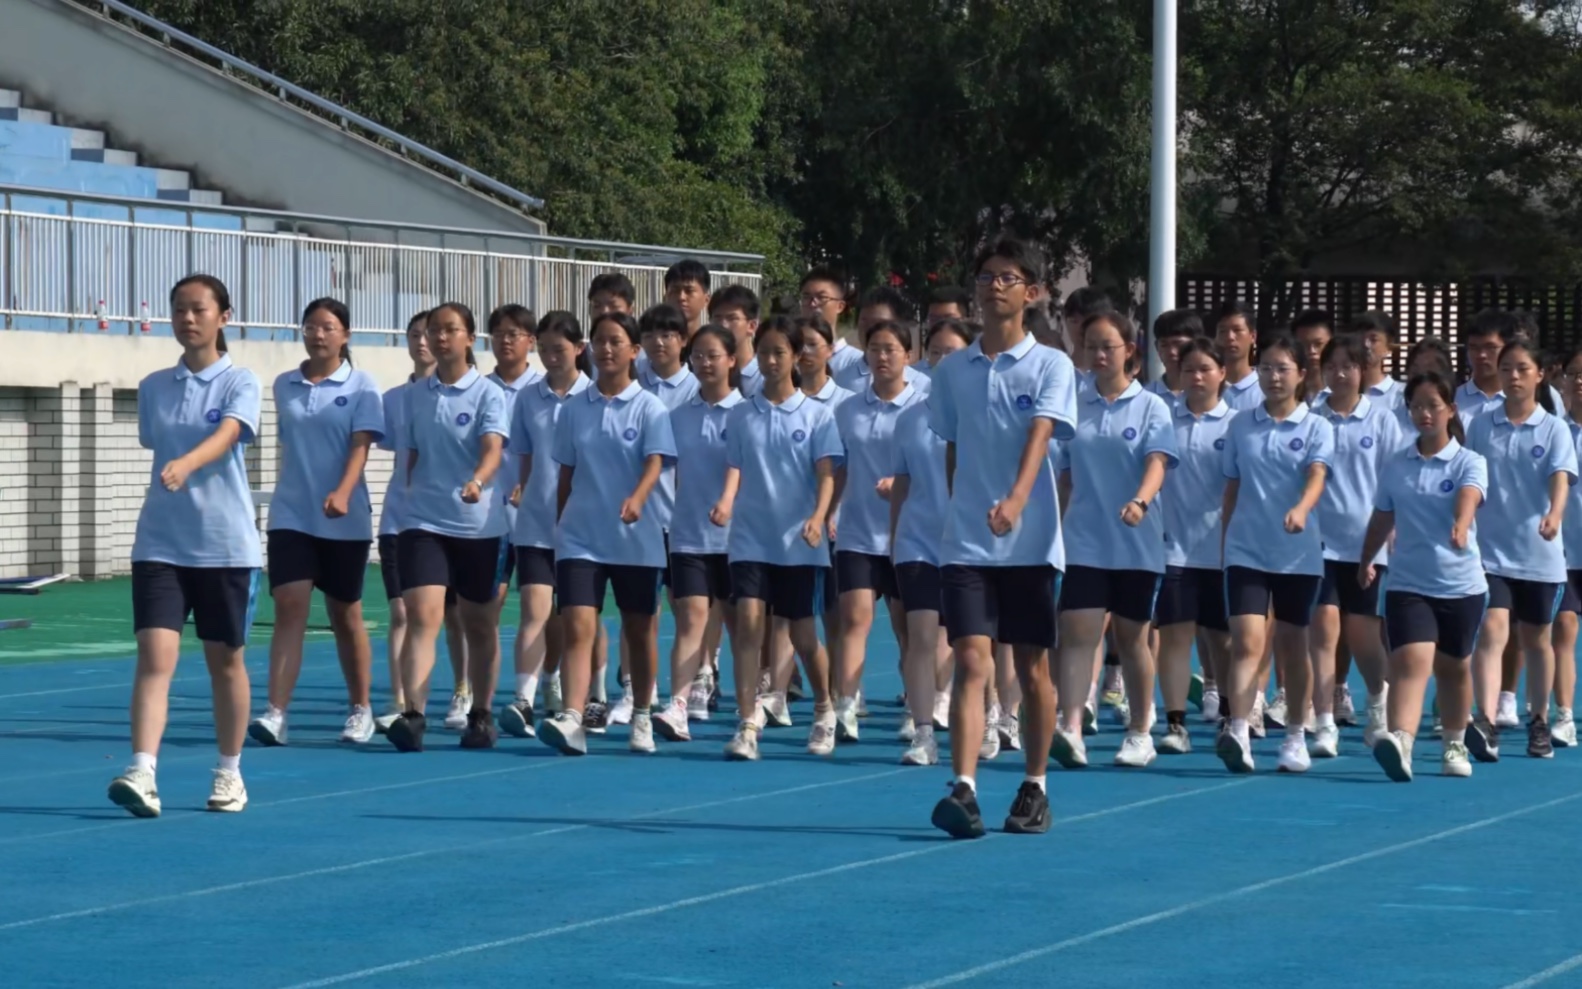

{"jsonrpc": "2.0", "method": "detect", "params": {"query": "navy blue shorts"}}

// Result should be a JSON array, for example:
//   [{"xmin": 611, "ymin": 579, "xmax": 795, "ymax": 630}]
[
  {"xmin": 1154, "ymin": 566, "xmax": 1228, "ymax": 631},
  {"xmin": 1486, "ymin": 574, "xmax": 1565, "ymax": 627},
  {"xmin": 730, "ymin": 562, "xmax": 827, "ymax": 622},
  {"xmin": 132, "ymin": 561, "xmax": 259, "ymax": 648},
  {"xmin": 1384, "ymin": 590, "xmax": 1487, "ymax": 658},
  {"xmin": 266, "ymin": 529, "xmax": 370, "ymax": 603},
  {"xmin": 670, "ymin": 552, "xmax": 732, "ymax": 601},
  {"xmin": 941, "ymin": 564, "xmax": 1059, "ymax": 650},
  {"xmin": 1225, "ymin": 566, "xmax": 1321, "ymax": 628},
  {"xmin": 515, "ymin": 546, "xmax": 557, "ymax": 590},
  {"xmin": 556, "ymin": 559, "xmax": 663, "ymax": 615},
  {"xmin": 835, "ymin": 550, "xmax": 898, "ymax": 600},
  {"xmin": 1561, "ymin": 570, "xmax": 1582, "ymax": 616},
  {"xmin": 1317, "ymin": 560, "xmax": 1386, "ymax": 617},
  {"xmin": 396, "ymin": 529, "xmax": 508, "ymax": 605},
  {"xmin": 1058, "ymin": 564, "xmax": 1161, "ymax": 624},
  {"xmin": 895, "ymin": 561, "xmax": 942, "ymax": 614}
]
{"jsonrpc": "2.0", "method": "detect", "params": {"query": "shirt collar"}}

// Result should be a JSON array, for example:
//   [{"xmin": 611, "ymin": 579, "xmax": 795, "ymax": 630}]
[
  {"xmin": 286, "ymin": 359, "xmax": 354, "ymax": 386},
  {"xmin": 1366, "ymin": 377, "xmax": 1400, "ymax": 399},
  {"xmin": 1229, "ymin": 369, "xmax": 1260, "ymax": 393},
  {"xmin": 427, "ymin": 367, "xmax": 481, "ymax": 391},
  {"xmin": 1410, "ymin": 437, "xmax": 1462, "ymax": 462},
  {"xmin": 690, "ymin": 390, "xmax": 745, "ymax": 410},
  {"xmin": 491, "ymin": 366, "xmax": 540, "ymax": 393},
  {"xmin": 644, "ymin": 364, "xmax": 695, "ymax": 389},
  {"xmin": 753, "ymin": 389, "xmax": 808, "ymax": 414},
  {"xmin": 866, "ymin": 382, "xmax": 917, "ymax": 407},
  {"xmin": 1082, "ymin": 378, "xmax": 1143, "ymax": 405},
  {"xmin": 965, "ymin": 333, "xmax": 1038, "ymax": 365},
  {"xmin": 1253, "ymin": 400, "xmax": 1312, "ymax": 425},
  {"xmin": 537, "ymin": 372, "xmax": 589, "ymax": 400},
  {"xmin": 811, "ymin": 377, "xmax": 839, "ymax": 401},
  {"xmin": 1459, "ymin": 379, "xmax": 1502, "ymax": 402},
  {"xmin": 1319, "ymin": 394, "xmax": 1373, "ymax": 421},
  {"xmin": 1173, "ymin": 395, "xmax": 1230, "ymax": 420},
  {"xmin": 1493, "ymin": 402, "xmax": 1551, "ymax": 427},
  {"xmin": 588, "ymin": 379, "xmax": 643, "ymax": 404},
  {"xmin": 175, "ymin": 353, "xmax": 233, "ymax": 382}
]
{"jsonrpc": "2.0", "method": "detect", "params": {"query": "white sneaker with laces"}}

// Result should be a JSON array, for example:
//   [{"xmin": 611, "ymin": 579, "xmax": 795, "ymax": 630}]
[
  {"xmin": 248, "ymin": 705, "xmax": 287, "ymax": 747},
  {"xmin": 980, "ymin": 708, "xmax": 1001, "ymax": 761},
  {"xmin": 341, "ymin": 705, "xmax": 375, "ymax": 744},
  {"xmin": 1363, "ymin": 689, "xmax": 1388, "ymax": 748},
  {"xmin": 1277, "ymin": 736, "xmax": 1311, "ymax": 773},
  {"xmin": 629, "ymin": 711, "xmax": 656, "ymax": 753},
  {"xmin": 544, "ymin": 674, "xmax": 563, "ymax": 715},
  {"xmin": 725, "ymin": 722, "xmax": 760, "ymax": 761},
  {"xmin": 834, "ymin": 697, "xmax": 860, "ymax": 743},
  {"xmin": 999, "ymin": 712, "xmax": 1022, "ymax": 751},
  {"xmin": 1442, "ymin": 739, "xmax": 1473, "ymax": 777},
  {"xmin": 654, "ymin": 699, "xmax": 692, "ymax": 741},
  {"xmin": 687, "ymin": 673, "xmax": 712, "ymax": 721},
  {"xmin": 445, "ymin": 690, "xmax": 472, "ymax": 730},
  {"xmin": 374, "ymin": 707, "xmax": 402, "ymax": 734},
  {"xmin": 1216, "ymin": 727, "xmax": 1255, "ymax": 773},
  {"xmin": 1248, "ymin": 693, "xmax": 1267, "ymax": 739},
  {"xmin": 1553, "ymin": 709, "xmax": 1577, "ymax": 748},
  {"xmin": 1495, "ymin": 691, "xmax": 1520, "ymax": 729},
  {"xmin": 539, "ymin": 711, "xmax": 588, "ymax": 756},
  {"xmin": 107, "ymin": 767, "xmax": 161, "ymax": 818},
  {"xmin": 207, "ymin": 768, "xmax": 248, "ymax": 813},
  {"xmin": 898, "ymin": 713, "xmax": 916, "ymax": 742},
  {"xmin": 807, "ymin": 712, "xmax": 837, "ymax": 755},
  {"xmin": 1158, "ymin": 722, "xmax": 1191, "ymax": 754},
  {"xmin": 1265, "ymin": 689, "xmax": 1288, "ymax": 731},
  {"xmin": 931, "ymin": 692, "xmax": 950, "ymax": 730},
  {"xmin": 759, "ymin": 690, "xmax": 792, "ymax": 728},
  {"xmin": 1114, "ymin": 732, "xmax": 1157, "ymax": 768},
  {"xmin": 901, "ymin": 725, "xmax": 938, "ymax": 766},
  {"xmin": 610, "ymin": 685, "xmax": 635, "ymax": 726},
  {"xmin": 1050, "ymin": 728, "xmax": 1088, "ymax": 769},
  {"xmin": 1200, "ymin": 688, "xmax": 1221, "ymax": 724},
  {"xmin": 1310, "ymin": 723, "xmax": 1340, "ymax": 759},
  {"xmin": 1335, "ymin": 684, "xmax": 1357, "ymax": 726},
  {"xmin": 1374, "ymin": 729, "xmax": 1414, "ymax": 782}
]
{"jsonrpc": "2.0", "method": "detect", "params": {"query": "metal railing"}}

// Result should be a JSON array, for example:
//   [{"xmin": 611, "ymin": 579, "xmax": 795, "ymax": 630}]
[
  {"xmin": 0, "ymin": 185, "xmax": 764, "ymax": 343},
  {"xmin": 76, "ymin": 0, "xmax": 546, "ymax": 213}
]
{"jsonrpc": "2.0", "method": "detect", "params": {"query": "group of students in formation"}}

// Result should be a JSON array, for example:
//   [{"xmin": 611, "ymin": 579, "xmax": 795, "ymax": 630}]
[{"xmin": 102, "ymin": 239, "xmax": 1582, "ymax": 843}]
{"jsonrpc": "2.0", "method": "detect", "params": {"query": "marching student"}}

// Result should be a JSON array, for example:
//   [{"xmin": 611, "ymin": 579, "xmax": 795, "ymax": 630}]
[
  {"xmin": 835, "ymin": 286, "xmax": 915, "ymax": 392},
  {"xmin": 1050, "ymin": 312, "xmax": 1178, "ymax": 770},
  {"xmin": 799, "ymin": 267, "xmax": 864, "ymax": 384},
  {"xmin": 663, "ymin": 259, "xmax": 712, "ymax": 338},
  {"xmin": 589, "ymin": 272, "xmax": 636, "ymax": 319},
  {"xmin": 250, "ymin": 298, "xmax": 382, "ymax": 748},
  {"xmin": 1553, "ymin": 345, "xmax": 1582, "ymax": 748},
  {"xmin": 929, "ymin": 236, "xmax": 1077, "ymax": 839},
  {"xmin": 1155, "ymin": 338, "xmax": 1236, "ymax": 746},
  {"xmin": 1292, "ymin": 310, "xmax": 1334, "ymax": 406},
  {"xmin": 891, "ymin": 320, "xmax": 975, "ymax": 765},
  {"xmin": 1308, "ymin": 334, "xmax": 1404, "ymax": 756},
  {"xmin": 832, "ymin": 319, "xmax": 924, "ymax": 742},
  {"xmin": 1145, "ymin": 309, "xmax": 1202, "ymax": 398},
  {"xmin": 710, "ymin": 283, "xmax": 762, "ymax": 397},
  {"xmin": 385, "ymin": 303, "xmax": 510, "ymax": 753},
  {"xmin": 1465, "ymin": 338, "xmax": 1575, "ymax": 761},
  {"xmin": 109, "ymin": 274, "xmax": 262, "ymax": 818},
  {"xmin": 719, "ymin": 315, "xmax": 844, "ymax": 760},
  {"xmin": 1361, "ymin": 372, "xmax": 1488, "ymax": 780},
  {"xmin": 1214, "ymin": 300, "xmax": 1264, "ymax": 412},
  {"xmin": 1458, "ymin": 309, "xmax": 1518, "ymax": 426},
  {"xmin": 1351, "ymin": 311, "xmax": 1406, "ymax": 412},
  {"xmin": 655, "ymin": 324, "xmax": 742, "ymax": 741},
  {"xmin": 1060, "ymin": 287, "xmax": 1114, "ymax": 388},
  {"xmin": 1216, "ymin": 332, "xmax": 1334, "ymax": 774},
  {"xmin": 537, "ymin": 312, "xmax": 677, "ymax": 756}
]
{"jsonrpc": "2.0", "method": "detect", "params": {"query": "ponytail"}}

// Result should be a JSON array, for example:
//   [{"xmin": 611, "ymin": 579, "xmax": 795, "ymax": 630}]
[
  {"xmin": 341, "ymin": 342, "xmax": 352, "ymax": 366},
  {"xmin": 575, "ymin": 346, "xmax": 592, "ymax": 376},
  {"xmin": 1449, "ymin": 412, "xmax": 1467, "ymax": 446},
  {"xmin": 216, "ymin": 328, "xmax": 228, "ymax": 353}
]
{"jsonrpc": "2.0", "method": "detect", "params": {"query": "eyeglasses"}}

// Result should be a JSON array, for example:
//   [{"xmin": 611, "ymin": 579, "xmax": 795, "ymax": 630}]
[
  {"xmin": 1084, "ymin": 342, "xmax": 1126, "ymax": 355},
  {"xmin": 799, "ymin": 292, "xmax": 841, "ymax": 307},
  {"xmin": 973, "ymin": 272, "xmax": 1030, "ymax": 288},
  {"xmin": 1257, "ymin": 364, "xmax": 1299, "ymax": 377},
  {"xmin": 489, "ymin": 330, "xmax": 530, "ymax": 343}
]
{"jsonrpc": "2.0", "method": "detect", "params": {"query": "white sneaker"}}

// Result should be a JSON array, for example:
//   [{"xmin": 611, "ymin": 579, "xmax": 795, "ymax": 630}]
[
  {"xmin": 898, "ymin": 713, "xmax": 917, "ymax": 742},
  {"xmin": 1200, "ymin": 688, "xmax": 1222, "ymax": 724},
  {"xmin": 1442, "ymin": 739, "xmax": 1473, "ymax": 777},
  {"xmin": 1215, "ymin": 726, "xmax": 1255, "ymax": 773},
  {"xmin": 855, "ymin": 690, "xmax": 869, "ymax": 717},
  {"xmin": 629, "ymin": 711, "xmax": 656, "ymax": 753},
  {"xmin": 1114, "ymin": 732, "xmax": 1156, "ymax": 768},
  {"xmin": 247, "ymin": 705, "xmax": 287, "ymax": 747},
  {"xmin": 1363, "ymin": 689, "xmax": 1388, "ymax": 748},
  {"xmin": 1050, "ymin": 728, "xmax": 1088, "ymax": 769},
  {"xmin": 341, "ymin": 705, "xmax": 375, "ymax": 744},
  {"xmin": 1310, "ymin": 724, "xmax": 1340, "ymax": 759},
  {"xmin": 901, "ymin": 725, "xmax": 938, "ymax": 765},
  {"xmin": 931, "ymin": 692, "xmax": 950, "ymax": 730},
  {"xmin": 1277, "ymin": 736, "xmax": 1311, "ymax": 773},
  {"xmin": 725, "ymin": 721, "xmax": 761, "ymax": 761},
  {"xmin": 107, "ymin": 767, "xmax": 161, "ymax": 818},
  {"xmin": 374, "ymin": 707, "xmax": 402, "ymax": 734},
  {"xmin": 980, "ymin": 709, "xmax": 1001, "ymax": 761},
  {"xmin": 759, "ymin": 690, "xmax": 793, "ymax": 728},
  {"xmin": 834, "ymin": 697, "xmax": 860, "ymax": 743},
  {"xmin": 1495, "ymin": 691, "xmax": 1520, "ymax": 729},
  {"xmin": 207, "ymin": 768, "xmax": 248, "ymax": 813},
  {"xmin": 1265, "ymin": 689, "xmax": 1288, "ymax": 731},
  {"xmin": 998, "ymin": 712, "xmax": 1022, "ymax": 751},
  {"xmin": 1158, "ymin": 722, "xmax": 1191, "ymax": 754},
  {"xmin": 687, "ymin": 673, "xmax": 712, "ymax": 721},
  {"xmin": 1553, "ymin": 709, "xmax": 1577, "ymax": 748},
  {"xmin": 610, "ymin": 685, "xmax": 635, "ymax": 726},
  {"xmin": 1248, "ymin": 693, "xmax": 1267, "ymax": 739},
  {"xmin": 654, "ymin": 698, "xmax": 692, "ymax": 742},
  {"xmin": 539, "ymin": 711, "xmax": 588, "ymax": 756},
  {"xmin": 1082, "ymin": 703, "xmax": 1098, "ymax": 737},
  {"xmin": 1335, "ymin": 684, "xmax": 1357, "ymax": 726},
  {"xmin": 1374, "ymin": 729, "xmax": 1414, "ymax": 781},
  {"xmin": 544, "ymin": 674, "xmax": 563, "ymax": 715},
  {"xmin": 808, "ymin": 711, "xmax": 837, "ymax": 755},
  {"xmin": 445, "ymin": 690, "xmax": 472, "ymax": 730}
]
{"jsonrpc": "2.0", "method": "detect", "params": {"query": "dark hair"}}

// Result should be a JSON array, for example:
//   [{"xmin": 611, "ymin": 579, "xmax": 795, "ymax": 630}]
[
  {"xmin": 863, "ymin": 318, "xmax": 914, "ymax": 354},
  {"xmin": 664, "ymin": 258, "xmax": 712, "ymax": 293},
  {"xmin": 1466, "ymin": 307, "xmax": 1520, "ymax": 344},
  {"xmin": 799, "ymin": 266, "xmax": 848, "ymax": 296},
  {"xmin": 858, "ymin": 286, "xmax": 915, "ymax": 324},
  {"xmin": 1407, "ymin": 335, "xmax": 1455, "ymax": 378},
  {"xmin": 638, "ymin": 302, "xmax": 688, "ymax": 338},
  {"xmin": 1498, "ymin": 339, "xmax": 1557, "ymax": 414},
  {"xmin": 407, "ymin": 309, "xmax": 431, "ymax": 332},
  {"xmin": 973, "ymin": 235, "xmax": 1045, "ymax": 285},
  {"xmin": 755, "ymin": 314, "xmax": 806, "ymax": 388},
  {"xmin": 1152, "ymin": 308, "xmax": 1203, "ymax": 341},
  {"xmin": 1256, "ymin": 331, "xmax": 1306, "ymax": 373},
  {"xmin": 430, "ymin": 302, "xmax": 478, "ymax": 366},
  {"xmin": 590, "ymin": 310, "xmax": 642, "ymax": 381},
  {"xmin": 588, "ymin": 272, "xmax": 636, "ymax": 308},
  {"xmin": 927, "ymin": 285, "xmax": 973, "ymax": 317},
  {"xmin": 171, "ymin": 274, "xmax": 233, "ymax": 353},
  {"xmin": 536, "ymin": 310, "xmax": 589, "ymax": 376},
  {"xmin": 1320, "ymin": 333, "xmax": 1368, "ymax": 373},
  {"xmin": 1061, "ymin": 286, "xmax": 1113, "ymax": 321},
  {"xmin": 1292, "ymin": 309, "xmax": 1335, "ymax": 336},
  {"xmin": 1215, "ymin": 299, "xmax": 1257, "ymax": 334},
  {"xmin": 488, "ymin": 303, "xmax": 536, "ymax": 337},
  {"xmin": 689, "ymin": 323, "xmax": 741, "ymax": 390},
  {"xmin": 1406, "ymin": 372, "xmax": 1465, "ymax": 445},
  {"xmin": 1025, "ymin": 306, "xmax": 1070, "ymax": 353},
  {"xmin": 302, "ymin": 296, "xmax": 352, "ymax": 364},
  {"xmin": 1177, "ymin": 336, "xmax": 1228, "ymax": 395},
  {"xmin": 925, "ymin": 317, "xmax": 977, "ymax": 351},
  {"xmin": 794, "ymin": 314, "xmax": 835, "ymax": 348},
  {"xmin": 1513, "ymin": 309, "xmax": 1542, "ymax": 346},
  {"xmin": 709, "ymin": 284, "xmax": 760, "ymax": 322},
  {"xmin": 1082, "ymin": 311, "xmax": 1141, "ymax": 375},
  {"xmin": 1348, "ymin": 310, "xmax": 1398, "ymax": 342}
]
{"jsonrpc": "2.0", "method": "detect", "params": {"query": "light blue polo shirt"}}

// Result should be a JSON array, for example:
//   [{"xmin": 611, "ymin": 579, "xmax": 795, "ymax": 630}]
[
  {"xmin": 1374, "ymin": 439, "xmax": 1489, "ymax": 598},
  {"xmin": 1565, "ymin": 418, "xmax": 1582, "ymax": 571},
  {"xmin": 1224, "ymin": 370, "xmax": 1265, "ymax": 412},
  {"xmin": 1057, "ymin": 380, "xmax": 1179, "ymax": 573},
  {"xmin": 891, "ymin": 398, "xmax": 949, "ymax": 567},
  {"xmin": 725, "ymin": 390, "xmax": 845, "ymax": 567},
  {"xmin": 929, "ymin": 334, "xmax": 1079, "ymax": 569},
  {"xmin": 1313, "ymin": 395, "xmax": 1407, "ymax": 565},
  {"xmin": 1221, "ymin": 401, "xmax": 1335, "ymax": 576},
  {"xmin": 805, "ymin": 375, "xmax": 856, "ymax": 412},
  {"xmin": 269, "ymin": 361, "xmax": 384, "ymax": 542},
  {"xmin": 400, "ymin": 369, "xmax": 510, "ymax": 539},
  {"xmin": 1456, "ymin": 380, "xmax": 1505, "ymax": 431},
  {"xmin": 552, "ymin": 381, "xmax": 677, "ymax": 568},
  {"xmin": 133, "ymin": 354, "xmax": 263, "ymax": 568},
  {"xmin": 1467, "ymin": 404, "xmax": 1577, "ymax": 583},
  {"xmin": 639, "ymin": 364, "xmax": 700, "ymax": 532},
  {"xmin": 835, "ymin": 382, "xmax": 926, "ymax": 557},
  {"xmin": 739, "ymin": 358, "xmax": 762, "ymax": 398},
  {"xmin": 832, "ymin": 356, "xmax": 930, "ymax": 397},
  {"xmin": 1145, "ymin": 378, "xmax": 1177, "ymax": 400},
  {"xmin": 669, "ymin": 391, "xmax": 744, "ymax": 556},
  {"xmin": 1160, "ymin": 397, "xmax": 1236, "ymax": 570},
  {"xmin": 827, "ymin": 339, "xmax": 866, "ymax": 386},
  {"xmin": 488, "ymin": 366, "xmax": 542, "ymax": 541},
  {"xmin": 510, "ymin": 373, "xmax": 589, "ymax": 550},
  {"xmin": 377, "ymin": 379, "xmax": 414, "ymax": 538}
]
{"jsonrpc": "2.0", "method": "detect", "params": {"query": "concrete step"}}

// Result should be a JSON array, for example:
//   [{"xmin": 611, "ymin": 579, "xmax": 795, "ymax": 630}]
[{"xmin": 0, "ymin": 107, "xmax": 52, "ymax": 125}]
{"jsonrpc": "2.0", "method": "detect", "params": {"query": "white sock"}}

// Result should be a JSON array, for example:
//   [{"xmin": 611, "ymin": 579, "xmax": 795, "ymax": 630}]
[
  {"xmin": 1286, "ymin": 726, "xmax": 1305, "ymax": 743},
  {"xmin": 1317, "ymin": 712, "xmax": 1336, "ymax": 729},
  {"xmin": 564, "ymin": 708, "xmax": 583, "ymax": 723},
  {"xmin": 218, "ymin": 753, "xmax": 241, "ymax": 773},
  {"xmin": 1024, "ymin": 775, "xmax": 1046, "ymax": 793},
  {"xmin": 956, "ymin": 775, "xmax": 976, "ymax": 794},
  {"xmin": 591, "ymin": 676, "xmax": 608, "ymax": 703},
  {"xmin": 913, "ymin": 723, "xmax": 934, "ymax": 742},
  {"xmin": 131, "ymin": 752, "xmax": 156, "ymax": 774},
  {"xmin": 516, "ymin": 673, "xmax": 539, "ymax": 701},
  {"xmin": 1230, "ymin": 717, "xmax": 1249, "ymax": 739}
]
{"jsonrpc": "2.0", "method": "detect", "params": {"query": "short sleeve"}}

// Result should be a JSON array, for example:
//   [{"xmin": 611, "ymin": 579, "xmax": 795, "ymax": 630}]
[
  {"xmin": 1373, "ymin": 465, "xmax": 1396, "ymax": 513},
  {"xmin": 351, "ymin": 379, "xmax": 385, "ymax": 441},
  {"xmin": 1460, "ymin": 450, "xmax": 1489, "ymax": 498},
  {"xmin": 477, "ymin": 384, "xmax": 509, "ymax": 442},
  {"xmin": 511, "ymin": 392, "xmax": 533, "ymax": 455},
  {"xmin": 1222, "ymin": 417, "xmax": 1242, "ymax": 480},
  {"xmin": 1303, "ymin": 417, "xmax": 1334, "ymax": 471},
  {"xmin": 1140, "ymin": 396, "xmax": 1179, "ymax": 468},
  {"xmin": 811, "ymin": 407, "xmax": 845, "ymax": 468},
  {"xmin": 1465, "ymin": 415, "xmax": 1489, "ymax": 456},
  {"xmin": 928, "ymin": 359, "xmax": 958, "ymax": 443},
  {"xmin": 1034, "ymin": 351, "xmax": 1079, "ymax": 442},
  {"xmin": 1544, "ymin": 418, "xmax": 1578, "ymax": 481},
  {"xmin": 222, "ymin": 370, "xmax": 261, "ymax": 445},
  {"xmin": 551, "ymin": 402, "xmax": 578, "ymax": 468},
  {"xmin": 641, "ymin": 398, "xmax": 678, "ymax": 465}
]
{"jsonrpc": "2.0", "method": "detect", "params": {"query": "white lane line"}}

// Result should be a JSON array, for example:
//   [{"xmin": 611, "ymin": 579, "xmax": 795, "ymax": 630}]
[
  {"xmin": 273, "ymin": 778, "xmax": 1259, "ymax": 989},
  {"xmin": 1496, "ymin": 952, "xmax": 1582, "ymax": 989},
  {"xmin": 0, "ymin": 767, "xmax": 913, "ymax": 932},
  {"xmin": 899, "ymin": 788, "xmax": 1582, "ymax": 989}
]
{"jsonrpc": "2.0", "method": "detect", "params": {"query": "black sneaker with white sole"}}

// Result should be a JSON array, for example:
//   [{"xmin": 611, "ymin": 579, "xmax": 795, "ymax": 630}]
[
  {"xmin": 460, "ymin": 709, "xmax": 499, "ymax": 749},
  {"xmin": 583, "ymin": 699, "xmax": 610, "ymax": 734},
  {"xmin": 931, "ymin": 782, "xmax": 986, "ymax": 839},
  {"xmin": 1002, "ymin": 781, "xmax": 1051, "ymax": 834},
  {"xmin": 500, "ymin": 700, "xmax": 536, "ymax": 738},
  {"xmin": 387, "ymin": 711, "xmax": 427, "ymax": 753},
  {"xmin": 1465, "ymin": 718, "xmax": 1500, "ymax": 763},
  {"xmin": 1528, "ymin": 719, "xmax": 1554, "ymax": 759}
]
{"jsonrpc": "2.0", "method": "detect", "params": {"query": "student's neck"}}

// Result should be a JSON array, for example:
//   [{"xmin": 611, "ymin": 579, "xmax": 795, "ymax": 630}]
[
  {"xmin": 1301, "ymin": 376, "xmax": 1324, "ymax": 401},
  {"xmin": 700, "ymin": 380, "xmax": 732, "ymax": 403},
  {"xmin": 304, "ymin": 356, "xmax": 342, "ymax": 381},
  {"xmin": 801, "ymin": 369, "xmax": 829, "ymax": 394},
  {"xmin": 979, "ymin": 317, "xmax": 1026, "ymax": 357},
  {"xmin": 413, "ymin": 363, "xmax": 436, "ymax": 379},
  {"xmin": 1162, "ymin": 369, "xmax": 1182, "ymax": 392},
  {"xmin": 651, "ymin": 360, "xmax": 682, "ymax": 380},
  {"xmin": 547, "ymin": 368, "xmax": 577, "ymax": 394},
  {"xmin": 1227, "ymin": 358, "xmax": 1251, "ymax": 381},
  {"xmin": 598, "ymin": 374, "xmax": 632, "ymax": 397},
  {"xmin": 495, "ymin": 360, "xmax": 528, "ymax": 382},
  {"xmin": 873, "ymin": 374, "xmax": 905, "ymax": 401},
  {"xmin": 1326, "ymin": 390, "xmax": 1360, "ymax": 415},
  {"xmin": 1505, "ymin": 396, "xmax": 1537, "ymax": 422},
  {"xmin": 736, "ymin": 344, "xmax": 755, "ymax": 367},
  {"xmin": 1360, "ymin": 365, "xmax": 1387, "ymax": 389},
  {"xmin": 1264, "ymin": 396, "xmax": 1299, "ymax": 419},
  {"xmin": 1186, "ymin": 391, "xmax": 1217, "ymax": 416},
  {"xmin": 1095, "ymin": 373, "xmax": 1130, "ymax": 400},
  {"xmin": 762, "ymin": 379, "xmax": 795, "ymax": 403},
  {"xmin": 436, "ymin": 360, "xmax": 470, "ymax": 385},
  {"xmin": 1475, "ymin": 373, "xmax": 1502, "ymax": 397},
  {"xmin": 1418, "ymin": 431, "xmax": 1451, "ymax": 456},
  {"xmin": 182, "ymin": 346, "xmax": 223, "ymax": 372}
]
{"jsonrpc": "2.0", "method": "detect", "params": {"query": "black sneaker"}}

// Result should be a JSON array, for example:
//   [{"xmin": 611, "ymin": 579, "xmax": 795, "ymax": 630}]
[
  {"xmin": 387, "ymin": 711, "xmax": 427, "ymax": 753},
  {"xmin": 1528, "ymin": 719, "xmax": 1554, "ymax": 760},
  {"xmin": 460, "ymin": 709, "xmax": 498, "ymax": 749},
  {"xmin": 1465, "ymin": 717, "xmax": 1500, "ymax": 763},
  {"xmin": 583, "ymin": 699, "xmax": 610, "ymax": 734},
  {"xmin": 1002, "ymin": 781, "xmax": 1051, "ymax": 834},
  {"xmin": 500, "ymin": 699, "xmax": 536, "ymax": 738},
  {"xmin": 930, "ymin": 782, "xmax": 986, "ymax": 839}
]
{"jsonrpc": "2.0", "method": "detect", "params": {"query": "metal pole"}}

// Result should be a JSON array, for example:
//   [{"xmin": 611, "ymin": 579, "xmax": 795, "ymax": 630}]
[{"xmin": 1147, "ymin": 0, "xmax": 1178, "ymax": 383}]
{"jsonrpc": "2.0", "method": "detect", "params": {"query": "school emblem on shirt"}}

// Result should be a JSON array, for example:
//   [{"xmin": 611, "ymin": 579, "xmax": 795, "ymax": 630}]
[
  {"xmin": 792, "ymin": 429, "xmax": 807, "ymax": 442},
  {"xmin": 204, "ymin": 408, "xmax": 221, "ymax": 424},
  {"xmin": 456, "ymin": 412, "xmax": 472, "ymax": 426},
  {"xmin": 1289, "ymin": 438, "xmax": 1305, "ymax": 451},
  {"xmin": 1440, "ymin": 478, "xmax": 1455, "ymax": 493},
  {"xmin": 1122, "ymin": 427, "xmax": 1138, "ymax": 441},
  {"xmin": 1533, "ymin": 445, "xmax": 1546, "ymax": 458},
  {"xmin": 1359, "ymin": 435, "xmax": 1374, "ymax": 449},
  {"xmin": 623, "ymin": 427, "xmax": 638, "ymax": 441},
  {"xmin": 1015, "ymin": 394, "xmax": 1033, "ymax": 411},
  {"xmin": 335, "ymin": 395, "xmax": 349, "ymax": 407},
  {"xmin": 1213, "ymin": 438, "xmax": 1226, "ymax": 450}
]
